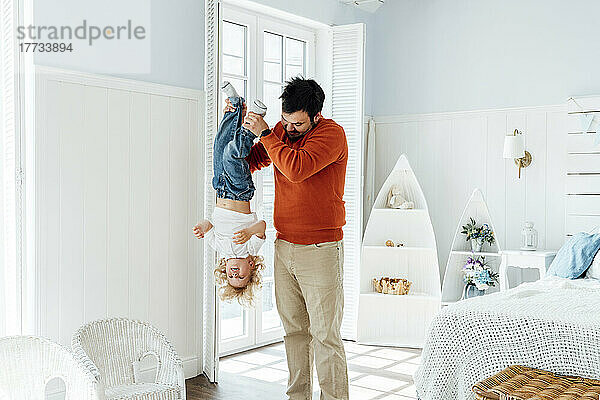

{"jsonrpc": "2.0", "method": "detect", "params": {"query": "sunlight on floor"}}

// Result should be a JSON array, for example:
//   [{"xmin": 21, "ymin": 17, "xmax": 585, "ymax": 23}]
[{"xmin": 220, "ymin": 340, "xmax": 420, "ymax": 400}]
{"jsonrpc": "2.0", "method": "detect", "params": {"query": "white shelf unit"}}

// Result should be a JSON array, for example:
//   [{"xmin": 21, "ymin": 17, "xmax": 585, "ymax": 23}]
[
  {"xmin": 441, "ymin": 189, "xmax": 502, "ymax": 305},
  {"xmin": 357, "ymin": 154, "xmax": 441, "ymax": 348},
  {"xmin": 566, "ymin": 96, "xmax": 600, "ymax": 236}
]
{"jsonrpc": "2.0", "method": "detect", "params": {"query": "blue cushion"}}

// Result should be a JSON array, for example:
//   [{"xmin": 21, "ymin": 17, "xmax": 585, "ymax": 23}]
[{"xmin": 547, "ymin": 232, "xmax": 600, "ymax": 279}]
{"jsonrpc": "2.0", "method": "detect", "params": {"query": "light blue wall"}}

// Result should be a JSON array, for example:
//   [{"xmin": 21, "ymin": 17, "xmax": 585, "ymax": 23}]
[
  {"xmin": 369, "ymin": 0, "xmax": 600, "ymax": 115},
  {"xmin": 34, "ymin": 0, "xmax": 372, "ymax": 93},
  {"xmin": 34, "ymin": 0, "xmax": 206, "ymax": 90},
  {"xmin": 34, "ymin": 1, "xmax": 600, "ymax": 116}
]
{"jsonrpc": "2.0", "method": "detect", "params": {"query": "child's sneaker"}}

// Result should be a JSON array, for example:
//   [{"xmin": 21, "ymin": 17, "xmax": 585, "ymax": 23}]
[
  {"xmin": 221, "ymin": 81, "xmax": 239, "ymax": 99},
  {"xmin": 248, "ymin": 99, "xmax": 267, "ymax": 117}
]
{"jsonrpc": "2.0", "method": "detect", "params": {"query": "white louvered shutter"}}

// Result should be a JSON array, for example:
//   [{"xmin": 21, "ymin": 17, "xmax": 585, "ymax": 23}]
[
  {"xmin": 1, "ymin": 0, "xmax": 23, "ymax": 336},
  {"xmin": 332, "ymin": 23, "xmax": 365, "ymax": 341},
  {"xmin": 203, "ymin": 0, "xmax": 220, "ymax": 382}
]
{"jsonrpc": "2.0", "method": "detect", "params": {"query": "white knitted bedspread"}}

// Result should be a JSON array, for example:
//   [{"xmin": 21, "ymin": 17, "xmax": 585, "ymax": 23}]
[{"xmin": 414, "ymin": 276, "xmax": 600, "ymax": 400}]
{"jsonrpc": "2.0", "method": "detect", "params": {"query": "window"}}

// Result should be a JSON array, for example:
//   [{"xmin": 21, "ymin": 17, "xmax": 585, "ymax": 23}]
[
  {"xmin": 222, "ymin": 21, "xmax": 248, "ymax": 105},
  {"xmin": 262, "ymin": 33, "xmax": 306, "ymax": 125},
  {"xmin": 257, "ymin": 25, "xmax": 310, "ymax": 338},
  {"xmin": 218, "ymin": 6, "xmax": 315, "ymax": 355},
  {"xmin": 219, "ymin": 19, "xmax": 251, "ymax": 346}
]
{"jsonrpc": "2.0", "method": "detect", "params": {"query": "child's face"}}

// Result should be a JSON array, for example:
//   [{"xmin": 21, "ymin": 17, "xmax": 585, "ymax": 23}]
[{"xmin": 225, "ymin": 257, "xmax": 255, "ymax": 288}]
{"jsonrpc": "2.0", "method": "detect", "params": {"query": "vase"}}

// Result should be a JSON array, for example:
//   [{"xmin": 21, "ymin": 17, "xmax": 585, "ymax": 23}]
[
  {"xmin": 462, "ymin": 283, "xmax": 486, "ymax": 300},
  {"xmin": 470, "ymin": 238, "xmax": 484, "ymax": 252}
]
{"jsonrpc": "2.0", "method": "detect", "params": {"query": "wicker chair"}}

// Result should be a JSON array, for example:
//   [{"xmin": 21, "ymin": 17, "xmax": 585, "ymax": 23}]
[
  {"xmin": 0, "ymin": 335, "xmax": 104, "ymax": 400},
  {"xmin": 72, "ymin": 318, "xmax": 186, "ymax": 400}
]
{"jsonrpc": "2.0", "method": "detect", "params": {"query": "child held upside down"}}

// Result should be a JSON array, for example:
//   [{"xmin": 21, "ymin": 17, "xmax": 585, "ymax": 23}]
[{"xmin": 193, "ymin": 82, "xmax": 268, "ymax": 307}]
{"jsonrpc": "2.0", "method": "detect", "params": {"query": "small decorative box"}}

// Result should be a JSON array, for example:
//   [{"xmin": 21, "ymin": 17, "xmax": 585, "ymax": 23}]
[{"xmin": 373, "ymin": 277, "xmax": 412, "ymax": 295}]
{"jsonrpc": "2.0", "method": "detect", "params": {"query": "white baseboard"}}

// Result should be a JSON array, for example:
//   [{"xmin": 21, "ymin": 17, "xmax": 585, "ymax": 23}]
[{"xmin": 183, "ymin": 356, "xmax": 203, "ymax": 379}]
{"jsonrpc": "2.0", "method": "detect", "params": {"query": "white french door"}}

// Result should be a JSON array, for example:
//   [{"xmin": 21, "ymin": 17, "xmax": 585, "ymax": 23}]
[{"xmin": 218, "ymin": 5, "xmax": 315, "ymax": 356}]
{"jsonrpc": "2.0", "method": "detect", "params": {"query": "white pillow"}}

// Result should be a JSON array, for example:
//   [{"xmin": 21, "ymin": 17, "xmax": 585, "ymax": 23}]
[{"xmin": 586, "ymin": 249, "xmax": 600, "ymax": 280}]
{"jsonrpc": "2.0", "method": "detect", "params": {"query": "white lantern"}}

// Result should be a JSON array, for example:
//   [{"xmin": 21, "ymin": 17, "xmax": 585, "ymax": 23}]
[{"xmin": 521, "ymin": 221, "xmax": 538, "ymax": 251}]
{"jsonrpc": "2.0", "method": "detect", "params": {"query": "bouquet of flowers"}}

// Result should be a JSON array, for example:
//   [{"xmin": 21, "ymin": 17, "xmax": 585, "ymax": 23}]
[
  {"xmin": 461, "ymin": 218, "xmax": 495, "ymax": 245},
  {"xmin": 461, "ymin": 218, "xmax": 495, "ymax": 252},
  {"xmin": 462, "ymin": 256, "xmax": 499, "ymax": 291}
]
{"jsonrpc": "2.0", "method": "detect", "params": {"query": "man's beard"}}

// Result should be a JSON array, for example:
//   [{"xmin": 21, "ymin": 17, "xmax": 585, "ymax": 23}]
[{"xmin": 285, "ymin": 121, "xmax": 318, "ymax": 140}]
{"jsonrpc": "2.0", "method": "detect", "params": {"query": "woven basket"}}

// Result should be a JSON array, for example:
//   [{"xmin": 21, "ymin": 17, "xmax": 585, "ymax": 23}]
[
  {"xmin": 372, "ymin": 277, "xmax": 411, "ymax": 295},
  {"xmin": 473, "ymin": 365, "xmax": 600, "ymax": 400}
]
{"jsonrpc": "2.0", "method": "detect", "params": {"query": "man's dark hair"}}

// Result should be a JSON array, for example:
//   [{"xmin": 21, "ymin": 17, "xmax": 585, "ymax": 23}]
[{"xmin": 280, "ymin": 77, "xmax": 325, "ymax": 121}]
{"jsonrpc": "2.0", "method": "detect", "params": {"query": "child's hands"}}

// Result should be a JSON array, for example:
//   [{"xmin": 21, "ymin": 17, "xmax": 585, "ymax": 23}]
[
  {"xmin": 192, "ymin": 224, "xmax": 205, "ymax": 239},
  {"xmin": 232, "ymin": 228, "xmax": 252, "ymax": 244},
  {"xmin": 243, "ymin": 113, "xmax": 269, "ymax": 137},
  {"xmin": 224, "ymin": 99, "xmax": 247, "ymax": 117},
  {"xmin": 193, "ymin": 220, "xmax": 212, "ymax": 239},
  {"xmin": 233, "ymin": 220, "xmax": 266, "ymax": 244}
]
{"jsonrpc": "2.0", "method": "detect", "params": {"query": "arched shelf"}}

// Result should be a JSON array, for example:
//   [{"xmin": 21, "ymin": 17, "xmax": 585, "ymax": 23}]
[
  {"xmin": 357, "ymin": 154, "xmax": 441, "ymax": 348},
  {"xmin": 441, "ymin": 188, "xmax": 503, "ymax": 305}
]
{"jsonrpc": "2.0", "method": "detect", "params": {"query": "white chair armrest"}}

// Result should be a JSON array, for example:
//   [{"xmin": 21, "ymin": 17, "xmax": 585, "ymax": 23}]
[
  {"xmin": 142, "ymin": 328, "xmax": 185, "ymax": 396},
  {"xmin": 71, "ymin": 337, "xmax": 102, "ymax": 382}
]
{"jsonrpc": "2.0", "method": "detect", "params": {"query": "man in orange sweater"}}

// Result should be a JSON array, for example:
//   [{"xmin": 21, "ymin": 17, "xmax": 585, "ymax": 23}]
[{"xmin": 238, "ymin": 77, "xmax": 349, "ymax": 400}]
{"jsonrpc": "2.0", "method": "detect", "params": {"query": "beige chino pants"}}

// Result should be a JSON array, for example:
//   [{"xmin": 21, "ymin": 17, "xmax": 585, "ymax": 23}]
[{"xmin": 274, "ymin": 238, "xmax": 349, "ymax": 400}]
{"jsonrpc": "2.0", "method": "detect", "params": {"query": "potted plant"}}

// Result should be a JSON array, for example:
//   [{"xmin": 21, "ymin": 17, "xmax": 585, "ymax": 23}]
[
  {"xmin": 461, "ymin": 218, "xmax": 495, "ymax": 252},
  {"xmin": 461, "ymin": 256, "xmax": 499, "ymax": 299}
]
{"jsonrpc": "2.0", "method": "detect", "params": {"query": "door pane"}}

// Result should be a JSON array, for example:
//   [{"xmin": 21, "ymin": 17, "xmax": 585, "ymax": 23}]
[
  {"xmin": 262, "ymin": 280, "xmax": 281, "ymax": 330},
  {"xmin": 223, "ymin": 55, "xmax": 245, "ymax": 76},
  {"xmin": 285, "ymin": 64, "xmax": 303, "ymax": 81},
  {"xmin": 264, "ymin": 61, "xmax": 282, "ymax": 83},
  {"xmin": 286, "ymin": 38, "xmax": 304, "ymax": 67},
  {"xmin": 263, "ymin": 82, "xmax": 282, "ymax": 126},
  {"xmin": 223, "ymin": 21, "xmax": 246, "ymax": 59},
  {"xmin": 220, "ymin": 300, "xmax": 246, "ymax": 340},
  {"xmin": 285, "ymin": 38, "xmax": 305, "ymax": 80},
  {"xmin": 264, "ymin": 32, "xmax": 283, "ymax": 82}
]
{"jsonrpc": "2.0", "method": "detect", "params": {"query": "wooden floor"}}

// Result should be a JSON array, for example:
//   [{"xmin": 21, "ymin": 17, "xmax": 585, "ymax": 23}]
[
  {"xmin": 186, "ymin": 370, "xmax": 289, "ymax": 400},
  {"xmin": 186, "ymin": 340, "xmax": 421, "ymax": 400}
]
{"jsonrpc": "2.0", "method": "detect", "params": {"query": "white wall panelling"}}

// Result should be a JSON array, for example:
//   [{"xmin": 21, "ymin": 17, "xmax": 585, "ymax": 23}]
[
  {"xmin": 371, "ymin": 104, "xmax": 567, "ymax": 279},
  {"xmin": 34, "ymin": 67, "xmax": 204, "ymax": 378}
]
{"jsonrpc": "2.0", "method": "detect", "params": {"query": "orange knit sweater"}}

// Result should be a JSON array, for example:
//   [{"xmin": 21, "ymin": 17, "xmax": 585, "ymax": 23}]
[{"xmin": 246, "ymin": 118, "xmax": 348, "ymax": 245}]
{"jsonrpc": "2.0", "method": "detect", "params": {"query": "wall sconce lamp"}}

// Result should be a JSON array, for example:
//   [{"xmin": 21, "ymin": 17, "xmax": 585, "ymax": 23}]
[{"xmin": 503, "ymin": 129, "xmax": 532, "ymax": 179}]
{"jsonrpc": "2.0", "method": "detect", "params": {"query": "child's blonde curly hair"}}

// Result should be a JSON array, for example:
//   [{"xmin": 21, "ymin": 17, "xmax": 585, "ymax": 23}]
[{"xmin": 213, "ymin": 255, "xmax": 266, "ymax": 307}]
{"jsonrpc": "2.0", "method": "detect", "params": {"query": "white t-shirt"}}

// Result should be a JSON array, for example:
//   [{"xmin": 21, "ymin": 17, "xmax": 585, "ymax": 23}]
[{"xmin": 205, "ymin": 207, "xmax": 265, "ymax": 259}]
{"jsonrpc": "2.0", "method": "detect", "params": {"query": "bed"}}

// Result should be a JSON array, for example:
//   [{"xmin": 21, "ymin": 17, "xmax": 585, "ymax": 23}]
[
  {"xmin": 414, "ymin": 276, "xmax": 600, "ymax": 400},
  {"xmin": 415, "ymin": 107, "xmax": 600, "ymax": 399}
]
